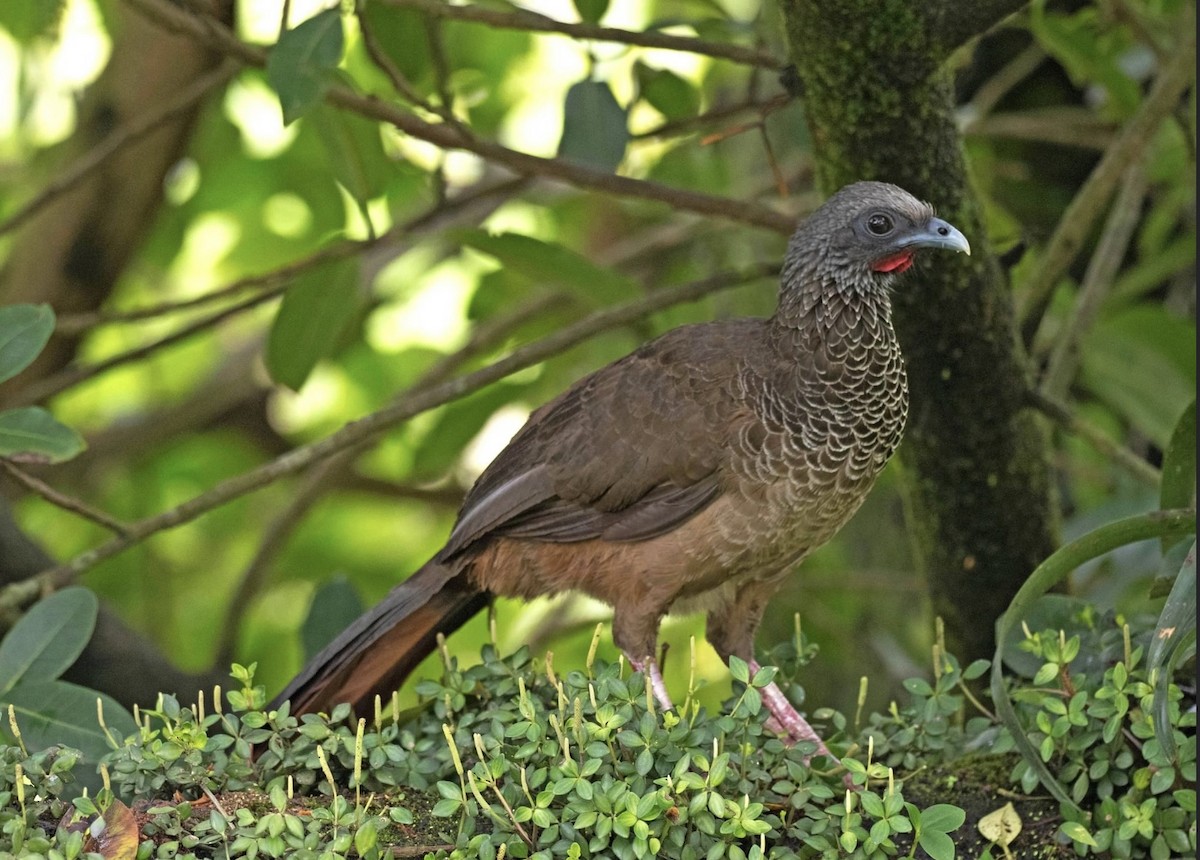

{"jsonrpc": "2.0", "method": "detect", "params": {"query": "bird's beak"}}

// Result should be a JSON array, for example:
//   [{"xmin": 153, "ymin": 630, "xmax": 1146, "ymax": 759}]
[{"xmin": 896, "ymin": 217, "xmax": 971, "ymax": 256}]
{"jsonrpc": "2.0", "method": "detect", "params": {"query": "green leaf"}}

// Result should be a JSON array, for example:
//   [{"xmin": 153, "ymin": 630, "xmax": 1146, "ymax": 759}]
[
  {"xmin": 0, "ymin": 304, "xmax": 54, "ymax": 385},
  {"xmin": 917, "ymin": 828, "xmax": 955, "ymax": 860},
  {"xmin": 1080, "ymin": 307, "xmax": 1196, "ymax": 448},
  {"xmin": 266, "ymin": 257, "xmax": 361, "ymax": 391},
  {"xmin": 990, "ymin": 509, "xmax": 1195, "ymax": 815},
  {"xmin": 0, "ymin": 679, "xmax": 137, "ymax": 765},
  {"xmin": 0, "ymin": 406, "xmax": 86, "ymax": 463},
  {"xmin": 635, "ymin": 63, "xmax": 701, "ymax": 121},
  {"xmin": 301, "ymin": 577, "xmax": 364, "ymax": 661},
  {"xmin": 458, "ymin": 230, "xmax": 639, "ymax": 305},
  {"xmin": 0, "ymin": 587, "xmax": 98, "ymax": 692},
  {"xmin": 1059, "ymin": 821, "xmax": 1098, "ymax": 847},
  {"xmin": 1147, "ymin": 541, "xmax": 1196, "ymax": 762},
  {"xmin": 310, "ymin": 103, "xmax": 391, "ymax": 208},
  {"xmin": 557, "ymin": 79, "xmax": 628, "ymax": 173},
  {"xmin": 728, "ymin": 655, "xmax": 750, "ymax": 684},
  {"xmin": 573, "ymin": 0, "xmax": 609, "ymax": 24},
  {"xmin": 267, "ymin": 8, "xmax": 344, "ymax": 124},
  {"xmin": 1160, "ymin": 399, "xmax": 1197, "ymax": 533},
  {"xmin": 919, "ymin": 804, "xmax": 966, "ymax": 833}
]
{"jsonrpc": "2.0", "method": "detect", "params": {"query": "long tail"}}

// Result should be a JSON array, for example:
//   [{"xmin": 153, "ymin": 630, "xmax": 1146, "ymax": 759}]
[{"xmin": 271, "ymin": 561, "xmax": 491, "ymax": 715}]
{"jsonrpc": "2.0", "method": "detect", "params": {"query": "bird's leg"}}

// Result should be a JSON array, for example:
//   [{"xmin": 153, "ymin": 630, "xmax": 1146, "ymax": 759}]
[
  {"xmin": 750, "ymin": 659, "xmax": 835, "ymax": 762},
  {"xmin": 706, "ymin": 577, "xmax": 839, "ymax": 762},
  {"xmin": 626, "ymin": 655, "xmax": 674, "ymax": 711},
  {"xmin": 614, "ymin": 605, "xmax": 673, "ymax": 710}
]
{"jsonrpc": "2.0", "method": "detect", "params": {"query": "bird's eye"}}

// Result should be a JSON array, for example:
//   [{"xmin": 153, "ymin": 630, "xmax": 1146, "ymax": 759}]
[{"xmin": 866, "ymin": 213, "xmax": 894, "ymax": 235}]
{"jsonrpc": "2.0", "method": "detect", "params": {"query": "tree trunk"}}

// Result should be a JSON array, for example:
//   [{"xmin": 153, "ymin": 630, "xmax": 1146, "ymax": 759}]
[{"xmin": 776, "ymin": 0, "xmax": 1058, "ymax": 661}]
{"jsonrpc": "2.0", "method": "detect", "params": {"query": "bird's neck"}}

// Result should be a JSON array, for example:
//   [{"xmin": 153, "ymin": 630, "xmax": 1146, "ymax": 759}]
[{"xmin": 771, "ymin": 274, "xmax": 896, "ymax": 353}]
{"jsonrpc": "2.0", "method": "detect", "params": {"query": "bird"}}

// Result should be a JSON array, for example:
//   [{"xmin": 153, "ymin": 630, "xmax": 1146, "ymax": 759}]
[{"xmin": 271, "ymin": 181, "xmax": 970, "ymax": 758}]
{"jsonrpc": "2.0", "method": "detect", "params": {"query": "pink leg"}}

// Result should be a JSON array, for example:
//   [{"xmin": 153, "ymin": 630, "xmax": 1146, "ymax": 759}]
[
  {"xmin": 628, "ymin": 656, "xmax": 674, "ymax": 711},
  {"xmin": 751, "ymin": 660, "xmax": 835, "ymax": 761}
]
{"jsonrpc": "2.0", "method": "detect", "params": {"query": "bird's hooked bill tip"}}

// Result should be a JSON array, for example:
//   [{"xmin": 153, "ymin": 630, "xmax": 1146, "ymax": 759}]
[{"xmin": 904, "ymin": 217, "xmax": 971, "ymax": 256}]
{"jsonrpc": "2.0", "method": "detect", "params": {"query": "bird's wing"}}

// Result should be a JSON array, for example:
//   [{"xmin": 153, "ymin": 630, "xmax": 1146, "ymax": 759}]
[{"xmin": 437, "ymin": 320, "xmax": 763, "ymax": 559}]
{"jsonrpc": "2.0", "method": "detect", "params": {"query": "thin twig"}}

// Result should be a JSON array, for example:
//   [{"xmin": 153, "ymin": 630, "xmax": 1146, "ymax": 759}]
[
  {"xmin": 1040, "ymin": 159, "xmax": 1149, "ymax": 398},
  {"xmin": 0, "ymin": 460, "xmax": 130, "ymax": 535},
  {"xmin": 354, "ymin": 2, "xmax": 448, "ymax": 121},
  {"xmin": 15, "ymin": 281, "xmax": 295, "ymax": 407},
  {"xmin": 25, "ymin": 179, "xmax": 528, "ymax": 405},
  {"xmin": 8, "ymin": 264, "xmax": 777, "ymax": 604},
  {"xmin": 381, "ymin": 0, "xmax": 782, "ymax": 69},
  {"xmin": 329, "ymin": 87, "xmax": 796, "ymax": 234},
  {"xmin": 0, "ymin": 61, "xmax": 237, "ymax": 239},
  {"xmin": 55, "ymin": 240, "xmax": 369, "ymax": 334},
  {"xmin": 632, "ymin": 93, "xmax": 792, "ymax": 141},
  {"xmin": 1026, "ymin": 388, "xmax": 1161, "ymax": 486},
  {"xmin": 964, "ymin": 109, "xmax": 1117, "ymax": 151},
  {"xmin": 1018, "ymin": 16, "xmax": 1196, "ymax": 344},
  {"xmin": 959, "ymin": 43, "xmax": 1046, "ymax": 124},
  {"xmin": 120, "ymin": 0, "xmax": 796, "ymax": 234}
]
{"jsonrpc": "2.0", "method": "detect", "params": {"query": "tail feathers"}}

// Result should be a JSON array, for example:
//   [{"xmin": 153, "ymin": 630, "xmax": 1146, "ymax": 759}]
[{"xmin": 272, "ymin": 562, "xmax": 490, "ymax": 716}]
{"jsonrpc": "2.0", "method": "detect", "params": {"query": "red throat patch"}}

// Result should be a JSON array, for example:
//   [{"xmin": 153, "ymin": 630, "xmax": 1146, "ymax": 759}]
[{"xmin": 872, "ymin": 251, "xmax": 915, "ymax": 274}]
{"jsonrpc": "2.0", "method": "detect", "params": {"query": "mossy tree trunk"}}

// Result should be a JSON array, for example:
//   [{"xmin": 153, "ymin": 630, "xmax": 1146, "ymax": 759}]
[{"xmin": 777, "ymin": 0, "xmax": 1058, "ymax": 662}]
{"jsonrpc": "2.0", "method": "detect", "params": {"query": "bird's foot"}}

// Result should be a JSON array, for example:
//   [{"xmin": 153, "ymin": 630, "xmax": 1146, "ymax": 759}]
[
  {"xmin": 628, "ymin": 655, "xmax": 674, "ymax": 711},
  {"xmin": 749, "ymin": 661, "xmax": 853, "ymax": 781}
]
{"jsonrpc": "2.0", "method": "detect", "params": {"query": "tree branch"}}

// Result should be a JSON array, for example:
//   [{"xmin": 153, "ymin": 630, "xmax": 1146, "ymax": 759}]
[
  {"xmin": 382, "ymin": 0, "xmax": 783, "ymax": 69},
  {"xmin": 1025, "ymin": 388, "xmax": 1161, "ymax": 486},
  {"xmin": 932, "ymin": 0, "xmax": 1030, "ymax": 56},
  {"xmin": 120, "ymin": 0, "xmax": 796, "ymax": 235},
  {"xmin": 0, "ymin": 461, "xmax": 130, "ymax": 535}
]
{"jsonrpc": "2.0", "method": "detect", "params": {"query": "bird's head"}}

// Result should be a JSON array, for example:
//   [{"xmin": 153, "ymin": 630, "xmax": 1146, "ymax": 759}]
[{"xmin": 783, "ymin": 181, "xmax": 971, "ymax": 299}]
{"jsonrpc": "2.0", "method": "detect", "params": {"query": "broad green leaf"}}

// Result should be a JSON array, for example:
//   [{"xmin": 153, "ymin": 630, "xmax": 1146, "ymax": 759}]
[
  {"xmin": 1059, "ymin": 821, "xmax": 1098, "ymax": 847},
  {"xmin": 0, "ymin": 304, "xmax": 54, "ymax": 385},
  {"xmin": 635, "ymin": 63, "xmax": 701, "ymax": 122},
  {"xmin": 1080, "ymin": 307, "xmax": 1195, "ymax": 448},
  {"xmin": 1147, "ymin": 541, "xmax": 1196, "ymax": 762},
  {"xmin": 1160, "ymin": 399, "xmax": 1197, "ymax": 520},
  {"xmin": 458, "ymin": 230, "xmax": 638, "ymax": 306},
  {"xmin": 266, "ymin": 258, "xmax": 362, "ymax": 391},
  {"xmin": 0, "ymin": 679, "xmax": 137, "ymax": 766},
  {"xmin": 573, "ymin": 0, "xmax": 609, "ymax": 24},
  {"xmin": 0, "ymin": 587, "xmax": 98, "ymax": 692},
  {"xmin": 310, "ymin": 103, "xmax": 391, "ymax": 208},
  {"xmin": 301, "ymin": 577, "xmax": 364, "ymax": 660},
  {"xmin": 990, "ymin": 509, "xmax": 1195, "ymax": 814},
  {"xmin": 557, "ymin": 79, "xmax": 628, "ymax": 173},
  {"xmin": 0, "ymin": 406, "xmax": 86, "ymax": 462},
  {"xmin": 917, "ymin": 828, "xmax": 955, "ymax": 860},
  {"xmin": 267, "ymin": 8, "xmax": 344, "ymax": 124},
  {"xmin": 919, "ymin": 804, "xmax": 965, "ymax": 833}
]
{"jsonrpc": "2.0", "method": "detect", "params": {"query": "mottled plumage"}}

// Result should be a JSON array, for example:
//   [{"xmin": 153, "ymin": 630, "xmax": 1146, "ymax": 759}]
[{"xmin": 273, "ymin": 182, "xmax": 969, "ymax": 755}]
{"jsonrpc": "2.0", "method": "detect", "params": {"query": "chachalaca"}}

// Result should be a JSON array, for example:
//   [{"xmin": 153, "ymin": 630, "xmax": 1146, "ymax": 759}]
[{"xmin": 272, "ymin": 181, "xmax": 970, "ymax": 757}]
